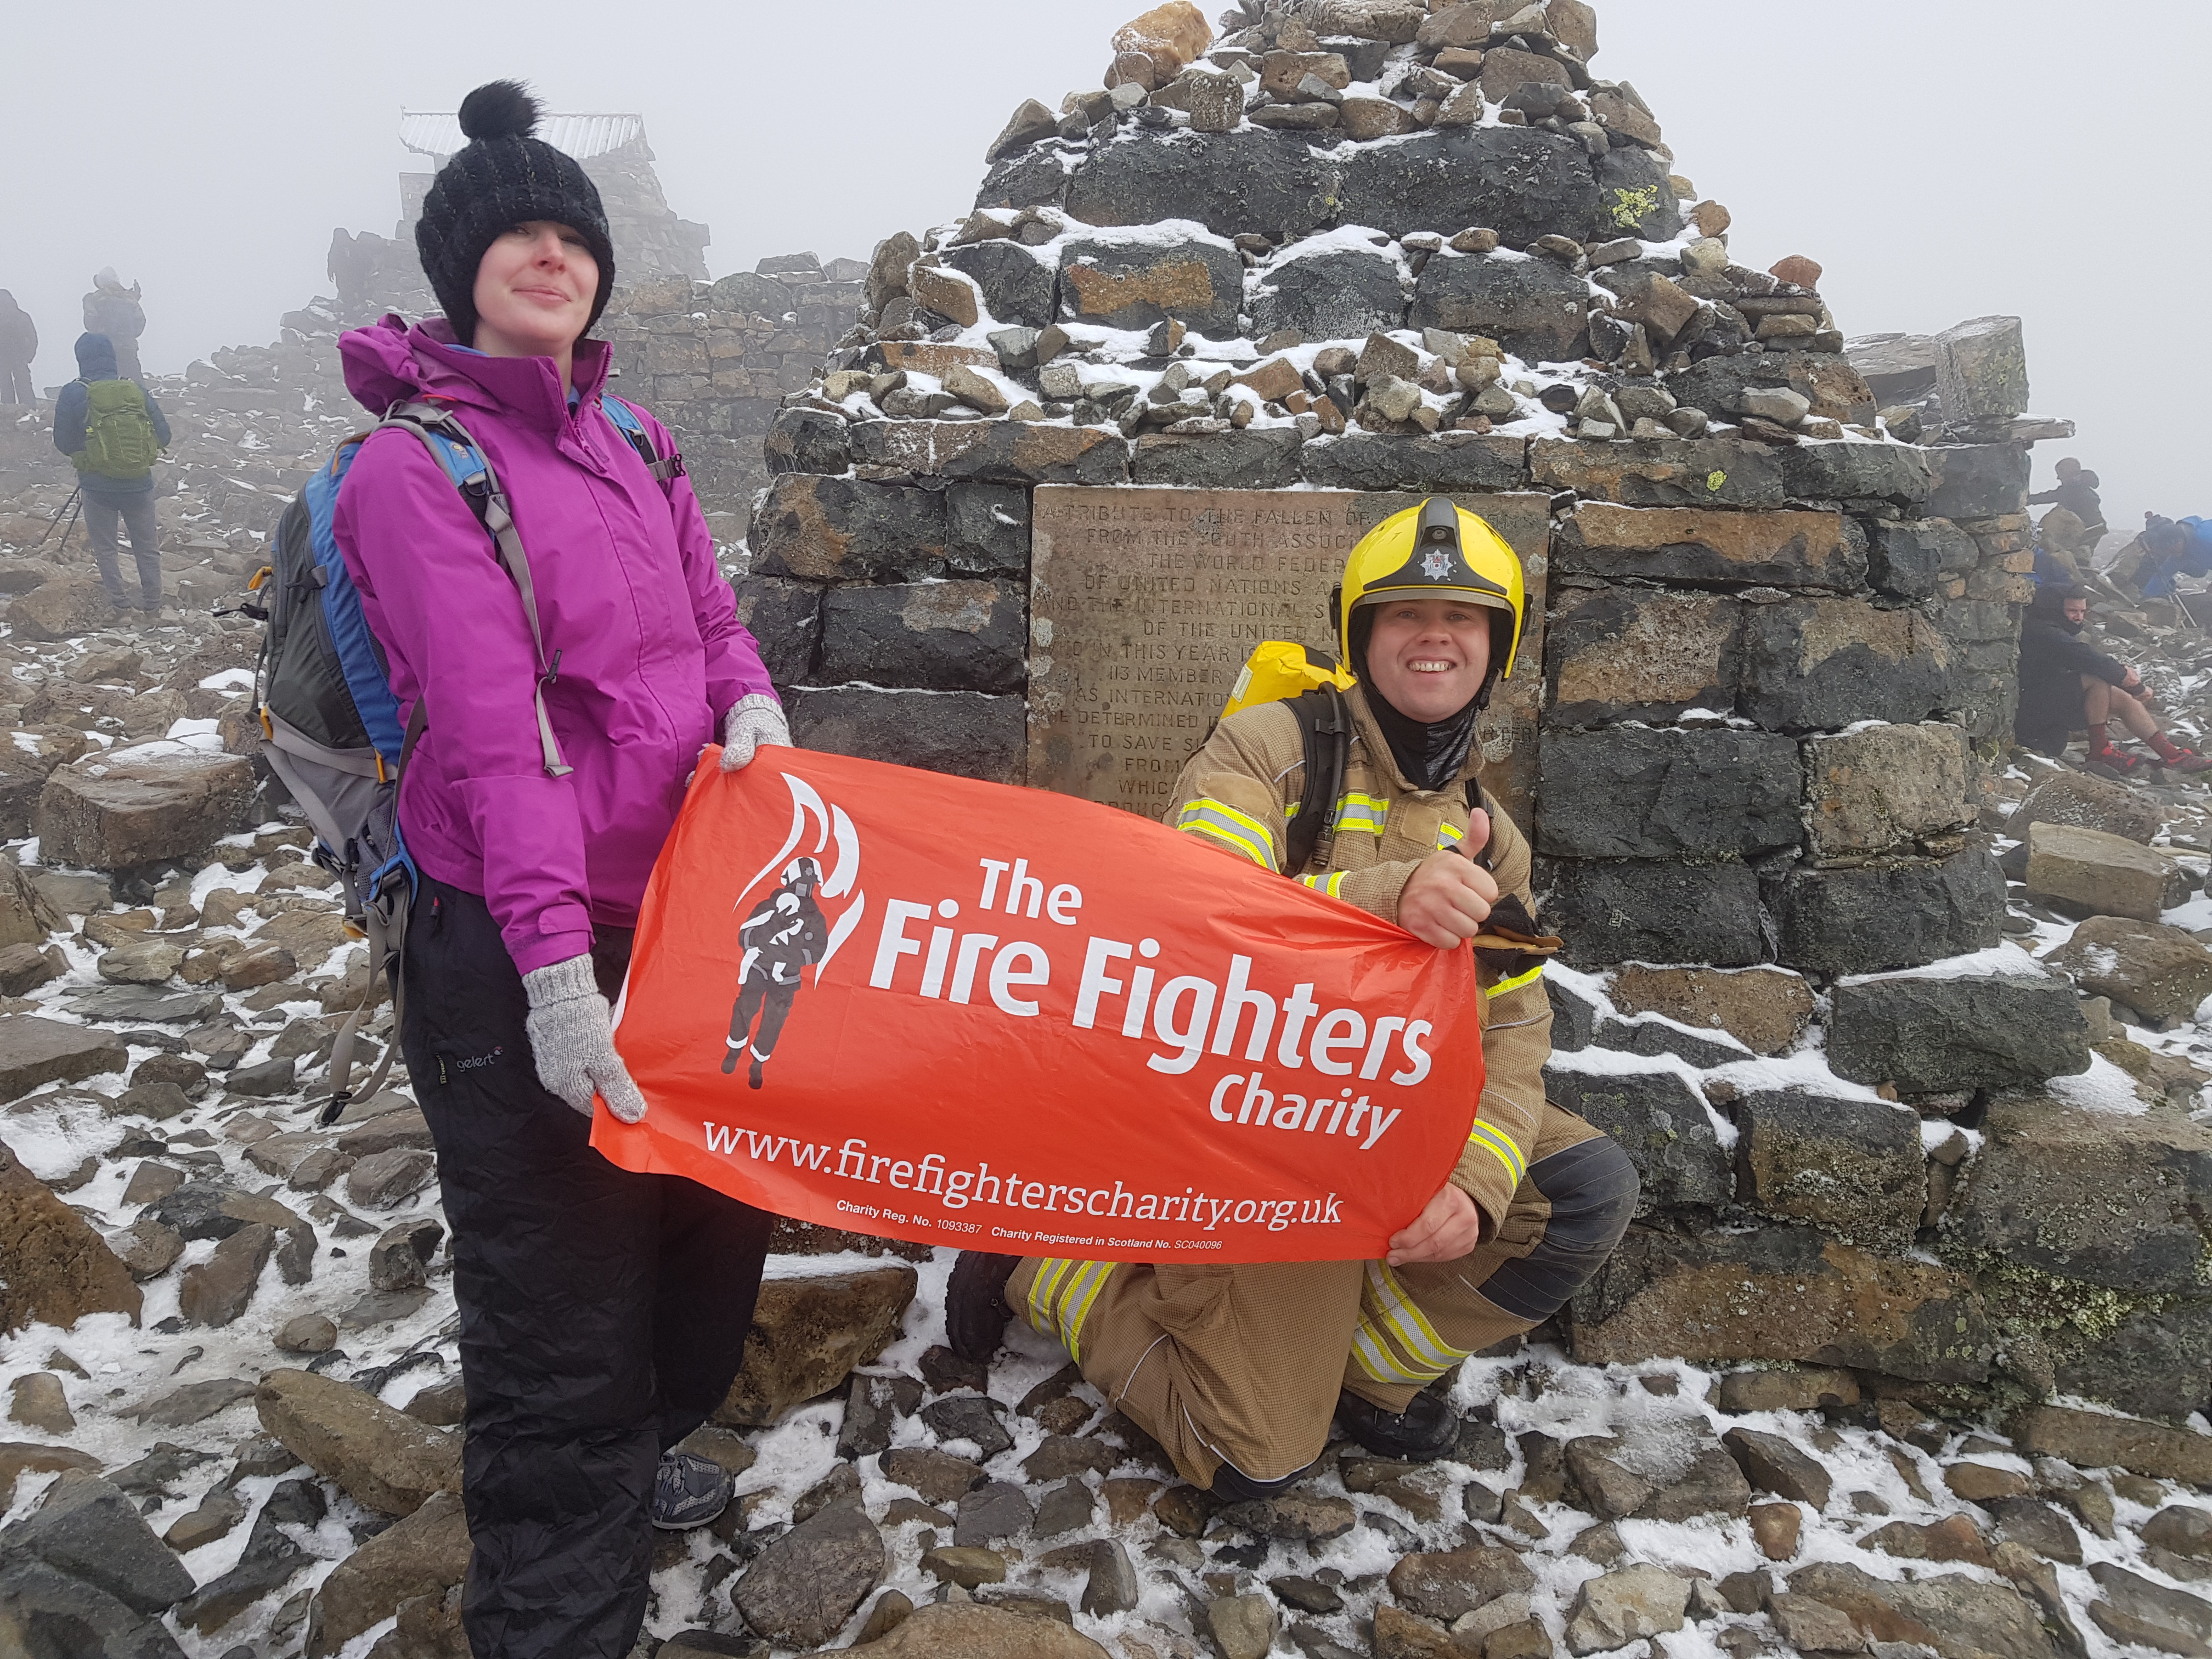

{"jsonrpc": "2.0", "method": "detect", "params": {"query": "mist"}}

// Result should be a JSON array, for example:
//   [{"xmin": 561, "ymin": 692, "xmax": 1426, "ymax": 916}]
[{"xmin": 6, "ymin": 0, "xmax": 2204, "ymax": 531}]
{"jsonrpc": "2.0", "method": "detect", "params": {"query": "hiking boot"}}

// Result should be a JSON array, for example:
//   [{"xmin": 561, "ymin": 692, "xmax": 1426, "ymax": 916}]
[
  {"xmin": 651, "ymin": 1449, "xmax": 731, "ymax": 1531},
  {"xmin": 1334, "ymin": 1387, "xmax": 1460, "ymax": 1462},
  {"xmin": 1209, "ymin": 1459, "xmax": 1314, "ymax": 1503},
  {"xmin": 2086, "ymin": 747, "xmax": 2149, "ymax": 780},
  {"xmin": 2160, "ymin": 748, "xmax": 2212, "ymax": 775},
  {"xmin": 946, "ymin": 1250, "xmax": 1020, "ymax": 1364}
]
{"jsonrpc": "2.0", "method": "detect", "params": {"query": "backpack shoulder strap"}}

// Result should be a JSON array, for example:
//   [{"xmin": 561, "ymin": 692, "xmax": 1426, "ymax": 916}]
[
  {"xmin": 371, "ymin": 400, "xmax": 572, "ymax": 781},
  {"xmin": 1283, "ymin": 685, "xmax": 1351, "ymax": 879},
  {"xmin": 600, "ymin": 394, "xmax": 685, "ymax": 489}
]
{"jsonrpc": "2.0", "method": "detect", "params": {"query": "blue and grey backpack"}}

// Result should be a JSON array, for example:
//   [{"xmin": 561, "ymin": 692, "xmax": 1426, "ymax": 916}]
[{"xmin": 247, "ymin": 394, "xmax": 679, "ymax": 1115}]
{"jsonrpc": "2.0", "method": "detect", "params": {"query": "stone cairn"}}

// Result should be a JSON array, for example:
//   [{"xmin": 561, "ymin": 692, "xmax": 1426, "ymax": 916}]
[{"xmin": 752, "ymin": 0, "xmax": 2212, "ymax": 1427}]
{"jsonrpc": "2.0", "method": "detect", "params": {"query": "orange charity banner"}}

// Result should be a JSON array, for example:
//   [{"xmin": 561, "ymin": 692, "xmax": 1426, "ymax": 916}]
[{"xmin": 591, "ymin": 747, "xmax": 1485, "ymax": 1263}]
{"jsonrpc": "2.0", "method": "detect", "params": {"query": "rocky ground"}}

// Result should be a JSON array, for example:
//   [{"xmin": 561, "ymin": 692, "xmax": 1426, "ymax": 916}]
[{"xmin": 0, "ymin": 570, "xmax": 2208, "ymax": 1658}]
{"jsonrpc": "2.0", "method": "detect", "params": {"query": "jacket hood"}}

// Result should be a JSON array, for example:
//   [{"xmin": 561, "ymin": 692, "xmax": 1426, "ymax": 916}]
[
  {"xmin": 338, "ymin": 313, "xmax": 613, "ymax": 431},
  {"xmin": 74, "ymin": 333, "xmax": 118, "ymax": 378}
]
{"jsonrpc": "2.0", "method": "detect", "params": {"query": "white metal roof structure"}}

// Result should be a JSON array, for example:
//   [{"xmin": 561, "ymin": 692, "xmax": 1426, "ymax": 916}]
[{"xmin": 398, "ymin": 111, "xmax": 646, "ymax": 162}]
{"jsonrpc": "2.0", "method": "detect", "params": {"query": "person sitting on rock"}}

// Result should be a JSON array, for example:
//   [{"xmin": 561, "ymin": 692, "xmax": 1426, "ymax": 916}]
[
  {"xmin": 2029, "ymin": 458, "xmax": 2107, "ymax": 547},
  {"xmin": 2016, "ymin": 583, "xmax": 2211, "ymax": 777},
  {"xmin": 945, "ymin": 499, "xmax": 1640, "ymax": 1498}
]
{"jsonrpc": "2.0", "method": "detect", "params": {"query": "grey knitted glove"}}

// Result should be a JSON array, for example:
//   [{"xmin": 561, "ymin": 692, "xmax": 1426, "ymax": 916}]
[
  {"xmin": 720, "ymin": 693, "xmax": 791, "ymax": 771},
  {"xmin": 521, "ymin": 956, "xmax": 648, "ymax": 1123}
]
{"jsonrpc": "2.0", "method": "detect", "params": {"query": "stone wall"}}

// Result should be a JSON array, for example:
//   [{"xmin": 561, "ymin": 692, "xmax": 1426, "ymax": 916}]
[{"xmin": 737, "ymin": 0, "xmax": 2212, "ymax": 1422}]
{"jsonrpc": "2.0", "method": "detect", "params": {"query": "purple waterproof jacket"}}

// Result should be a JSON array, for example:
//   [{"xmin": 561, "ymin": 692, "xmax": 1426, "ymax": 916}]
[{"xmin": 332, "ymin": 315, "xmax": 775, "ymax": 975}]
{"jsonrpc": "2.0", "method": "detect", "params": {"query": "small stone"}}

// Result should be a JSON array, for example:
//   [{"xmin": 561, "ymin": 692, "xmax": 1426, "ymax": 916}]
[
  {"xmin": 346, "ymin": 1147, "xmax": 437, "ymax": 1209},
  {"xmin": 954, "ymin": 1480, "xmax": 1034, "ymax": 1547},
  {"xmin": 177, "ymin": 1221, "xmax": 277, "ymax": 1327},
  {"xmin": 1945, "ymin": 1462, "xmax": 2032, "ymax": 1504},
  {"xmin": 1767, "ymin": 1593, "xmax": 1860, "ymax": 1653},
  {"xmin": 881, "ymin": 1446, "xmax": 986, "ymax": 1505},
  {"xmin": 1739, "ymin": 386, "xmax": 1812, "ymax": 426},
  {"xmin": 1564, "ymin": 1564, "xmax": 1691, "ymax": 1656},
  {"xmin": 163, "ymin": 1485, "xmax": 246, "ymax": 1553},
  {"xmin": 1770, "ymin": 255, "xmax": 1824, "ymax": 290},
  {"xmin": 1451, "ymin": 227, "xmax": 1502, "ymax": 253},
  {"xmin": 368, "ymin": 1217, "xmax": 444, "ymax": 1293},
  {"xmin": 922, "ymin": 1392, "xmax": 1013, "ymax": 1458},
  {"xmin": 944, "ymin": 365, "xmax": 1011, "ymax": 416},
  {"xmin": 733, "ymin": 1499, "xmax": 886, "ymax": 1649},
  {"xmin": 8, "ymin": 1372, "xmax": 74, "ymax": 1433},
  {"xmin": 922, "ymin": 1545, "xmax": 1006, "ymax": 1588},
  {"xmin": 1750, "ymin": 1502, "xmax": 1802, "ymax": 1562},
  {"xmin": 110, "ymin": 1216, "xmax": 185, "ymax": 1280},
  {"xmin": 1205, "ymin": 1593, "xmax": 1277, "ymax": 1659},
  {"xmin": 2146, "ymin": 1507, "xmax": 2212, "ymax": 1562},
  {"xmin": 1034, "ymin": 1477, "xmax": 1096, "ymax": 1537},
  {"xmin": 1725, "ymin": 1428, "xmax": 1834, "ymax": 1509}
]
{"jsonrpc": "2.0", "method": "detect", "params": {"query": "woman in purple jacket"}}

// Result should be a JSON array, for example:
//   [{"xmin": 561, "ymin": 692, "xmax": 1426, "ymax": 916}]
[{"xmin": 332, "ymin": 82, "xmax": 787, "ymax": 1659}]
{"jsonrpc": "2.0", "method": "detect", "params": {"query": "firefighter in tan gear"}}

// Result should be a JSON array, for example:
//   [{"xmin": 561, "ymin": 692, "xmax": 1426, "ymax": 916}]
[{"xmin": 948, "ymin": 499, "xmax": 1639, "ymax": 1500}]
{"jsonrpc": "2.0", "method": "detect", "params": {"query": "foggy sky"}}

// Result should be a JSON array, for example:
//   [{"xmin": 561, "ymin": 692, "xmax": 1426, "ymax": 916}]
[{"xmin": 7, "ymin": 1, "xmax": 2205, "ymax": 534}]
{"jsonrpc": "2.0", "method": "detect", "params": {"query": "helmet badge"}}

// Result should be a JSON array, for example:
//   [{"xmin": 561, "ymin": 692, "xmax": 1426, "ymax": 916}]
[{"xmin": 1421, "ymin": 548, "xmax": 1452, "ymax": 581}]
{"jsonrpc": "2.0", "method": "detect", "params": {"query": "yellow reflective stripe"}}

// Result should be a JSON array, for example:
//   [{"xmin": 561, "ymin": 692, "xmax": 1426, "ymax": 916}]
[
  {"xmin": 1175, "ymin": 799, "xmax": 1278, "ymax": 869},
  {"xmin": 1025, "ymin": 1258, "xmax": 1077, "ymax": 1339},
  {"xmin": 1059, "ymin": 1262, "xmax": 1114, "ymax": 1362},
  {"xmin": 1333, "ymin": 793, "xmax": 1391, "ymax": 835},
  {"xmin": 1466, "ymin": 1118, "xmax": 1528, "ymax": 1189},
  {"xmin": 1368, "ymin": 1262, "xmax": 1470, "ymax": 1376},
  {"xmin": 1298, "ymin": 871, "xmax": 1347, "ymax": 898},
  {"xmin": 1486, "ymin": 962, "xmax": 1546, "ymax": 998},
  {"xmin": 1351, "ymin": 1322, "xmax": 1427, "ymax": 1385},
  {"xmin": 1436, "ymin": 821, "xmax": 1465, "ymax": 850}
]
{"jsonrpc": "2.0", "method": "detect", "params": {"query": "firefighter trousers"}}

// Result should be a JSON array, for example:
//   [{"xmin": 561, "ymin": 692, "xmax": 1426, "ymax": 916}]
[{"xmin": 1007, "ymin": 1102, "xmax": 1636, "ymax": 1491}]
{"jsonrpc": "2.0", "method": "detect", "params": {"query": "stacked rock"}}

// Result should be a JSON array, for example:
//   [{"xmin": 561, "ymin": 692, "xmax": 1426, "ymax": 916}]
[{"xmin": 738, "ymin": 0, "xmax": 2211, "ymax": 1418}]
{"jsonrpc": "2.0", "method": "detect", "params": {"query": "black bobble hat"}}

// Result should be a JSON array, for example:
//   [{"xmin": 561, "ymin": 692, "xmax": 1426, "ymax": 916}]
[{"xmin": 414, "ymin": 80, "xmax": 616, "ymax": 345}]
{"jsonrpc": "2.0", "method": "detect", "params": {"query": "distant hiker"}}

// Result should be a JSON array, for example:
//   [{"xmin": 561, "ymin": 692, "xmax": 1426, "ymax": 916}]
[
  {"xmin": 52, "ymin": 332, "xmax": 169, "ymax": 615},
  {"xmin": 331, "ymin": 79, "xmax": 790, "ymax": 1658},
  {"xmin": 724, "ymin": 856, "xmax": 825, "ymax": 1088},
  {"xmin": 2029, "ymin": 457, "xmax": 2107, "ymax": 546},
  {"xmin": 2015, "ymin": 584, "xmax": 2211, "ymax": 777},
  {"xmin": 81, "ymin": 268, "xmax": 145, "ymax": 382},
  {"xmin": 0, "ymin": 292, "xmax": 35, "ymax": 404},
  {"xmin": 2131, "ymin": 515, "xmax": 2212, "ymax": 601}
]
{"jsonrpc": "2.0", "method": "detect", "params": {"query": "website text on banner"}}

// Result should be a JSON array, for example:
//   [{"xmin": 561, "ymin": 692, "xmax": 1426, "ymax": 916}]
[{"xmin": 591, "ymin": 748, "xmax": 1485, "ymax": 1263}]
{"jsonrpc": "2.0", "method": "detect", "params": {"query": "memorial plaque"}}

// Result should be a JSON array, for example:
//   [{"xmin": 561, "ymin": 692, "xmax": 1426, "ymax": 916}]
[{"xmin": 1030, "ymin": 486, "xmax": 1549, "ymax": 830}]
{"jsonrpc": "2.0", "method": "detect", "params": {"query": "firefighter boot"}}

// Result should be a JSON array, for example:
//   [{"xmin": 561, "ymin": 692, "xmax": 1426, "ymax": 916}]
[
  {"xmin": 947, "ymin": 1251, "xmax": 1021, "ymax": 1364},
  {"xmin": 1334, "ymin": 1385, "xmax": 1461, "ymax": 1462}
]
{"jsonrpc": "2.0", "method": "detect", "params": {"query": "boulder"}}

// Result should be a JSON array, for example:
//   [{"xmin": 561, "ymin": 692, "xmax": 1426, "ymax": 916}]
[
  {"xmin": 2052, "ymin": 1297, "xmax": 2212, "ymax": 1421},
  {"xmin": 2025, "ymin": 821, "xmax": 2187, "ymax": 923},
  {"xmin": 1063, "ymin": 128, "xmax": 1339, "ymax": 242},
  {"xmin": 1788, "ymin": 1561, "xmax": 2055, "ymax": 1659},
  {"xmin": 1804, "ymin": 722, "xmax": 1973, "ymax": 856},
  {"xmin": 1826, "ymin": 955, "xmax": 2090, "ymax": 1094},
  {"xmin": 732, "ymin": 1499, "xmax": 884, "ymax": 1649},
  {"xmin": 1575, "ymin": 1224, "xmax": 1990, "ymax": 1385},
  {"xmin": 2015, "ymin": 1404, "xmax": 2212, "ymax": 1485},
  {"xmin": 1387, "ymin": 1545, "xmax": 1537, "ymax": 1621},
  {"xmin": 0, "ymin": 1470, "xmax": 194, "ymax": 1615},
  {"xmin": 817, "ymin": 580, "xmax": 1025, "ymax": 695},
  {"xmin": 1544, "ymin": 1064, "xmax": 1729, "ymax": 1214},
  {"xmin": 1249, "ymin": 245, "xmax": 1407, "ymax": 342},
  {"xmin": 35, "ymin": 750, "xmax": 255, "ymax": 871},
  {"xmin": 1536, "ymin": 727, "xmax": 1799, "ymax": 860},
  {"xmin": 7, "ymin": 577, "xmax": 119, "ymax": 641},
  {"xmin": 1739, "ymin": 597, "xmax": 1950, "ymax": 733},
  {"xmin": 1336, "ymin": 127, "xmax": 1599, "ymax": 245},
  {"xmin": 1542, "ymin": 859, "xmax": 1765, "ymax": 970},
  {"xmin": 306, "ymin": 1489, "xmax": 471, "ymax": 1658},
  {"xmin": 255, "ymin": 1367, "xmax": 462, "ymax": 1517},
  {"xmin": 751, "ymin": 475, "xmax": 949, "ymax": 584},
  {"xmin": 1057, "ymin": 235, "xmax": 1243, "ymax": 337},
  {"xmin": 0, "ymin": 1137, "xmax": 140, "ymax": 1333},
  {"xmin": 940, "ymin": 240, "xmax": 1056, "ymax": 330},
  {"xmin": 1543, "ymin": 585, "xmax": 1741, "ymax": 726},
  {"xmin": 714, "ymin": 1266, "xmax": 917, "ymax": 1426},
  {"xmin": 1951, "ymin": 1092, "xmax": 2212, "ymax": 1294},
  {"xmin": 1564, "ymin": 1429, "xmax": 1750, "ymax": 1522},
  {"xmin": 1938, "ymin": 316, "xmax": 2031, "ymax": 429},
  {"xmin": 1732, "ymin": 1088, "xmax": 1925, "ymax": 1248},
  {"xmin": 1723, "ymin": 1427, "xmax": 1833, "ymax": 1508},
  {"xmin": 177, "ymin": 1221, "xmax": 277, "ymax": 1328},
  {"xmin": 0, "ymin": 1559, "xmax": 187, "ymax": 1659},
  {"xmin": 1555, "ymin": 504, "xmax": 1860, "ymax": 591},
  {"xmin": 1927, "ymin": 443, "xmax": 2030, "ymax": 521},
  {"xmin": 2011, "ymin": 769, "xmax": 2164, "ymax": 847},
  {"xmin": 1867, "ymin": 518, "xmax": 1979, "ymax": 601},
  {"xmin": 1532, "ymin": 436, "xmax": 1787, "ymax": 508},
  {"xmin": 848, "ymin": 419, "xmax": 1129, "ymax": 486},
  {"xmin": 1565, "ymin": 1564, "xmax": 1691, "ymax": 1656},
  {"xmin": 1767, "ymin": 848, "xmax": 2006, "ymax": 978},
  {"xmin": 846, "ymin": 1601, "xmax": 1110, "ymax": 1658},
  {"xmin": 1410, "ymin": 252, "xmax": 1590, "ymax": 364},
  {"xmin": 2044, "ymin": 916, "xmax": 2212, "ymax": 1022},
  {"xmin": 1297, "ymin": 432, "xmax": 1528, "ymax": 492},
  {"xmin": 0, "ymin": 1015, "xmax": 129, "ymax": 1103},
  {"xmin": 1604, "ymin": 965, "xmax": 1814, "ymax": 1057},
  {"xmin": 1136, "ymin": 430, "xmax": 1306, "ymax": 490},
  {"xmin": 788, "ymin": 687, "xmax": 1024, "ymax": 786}
]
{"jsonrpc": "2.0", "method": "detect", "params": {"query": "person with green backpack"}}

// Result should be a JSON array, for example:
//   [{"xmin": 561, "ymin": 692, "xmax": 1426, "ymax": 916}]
[{"xmin": 52, "ymin": 331, "xmax": 170, "ymax": 615}]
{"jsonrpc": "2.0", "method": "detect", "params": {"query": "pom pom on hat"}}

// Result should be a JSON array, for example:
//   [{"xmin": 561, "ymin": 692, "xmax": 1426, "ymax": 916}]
[{"xmin": 457, "ymin": 79, "xmax": 542, "ymax": 143}]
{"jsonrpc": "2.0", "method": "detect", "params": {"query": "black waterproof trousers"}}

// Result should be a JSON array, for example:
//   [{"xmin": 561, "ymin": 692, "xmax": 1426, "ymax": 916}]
[{"xmin": 403, "ymin": 876, "xmax": 773, "ymax": 1659}]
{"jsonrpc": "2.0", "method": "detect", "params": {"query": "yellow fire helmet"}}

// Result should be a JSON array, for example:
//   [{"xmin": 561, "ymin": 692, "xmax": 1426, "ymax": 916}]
[{"xmin": 1337, "ymin": 496, "xmax": 1527, "ymax": 681}]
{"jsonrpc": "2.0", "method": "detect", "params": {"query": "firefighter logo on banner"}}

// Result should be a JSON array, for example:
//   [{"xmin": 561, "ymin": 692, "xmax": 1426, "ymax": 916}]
[{"xmin": 596, "ymin": 747, "xmax": 1487, "ymax": 1265}]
